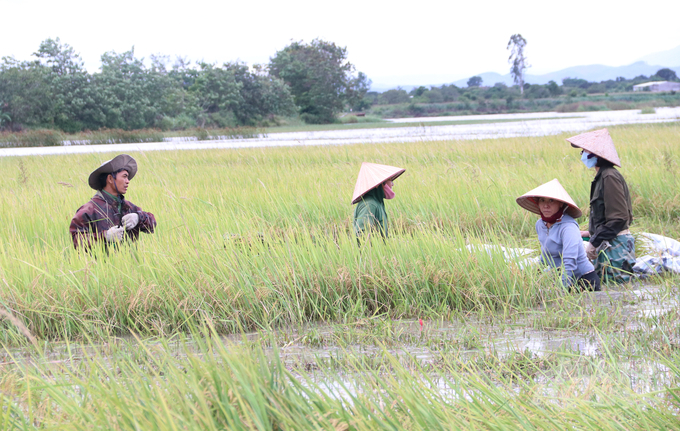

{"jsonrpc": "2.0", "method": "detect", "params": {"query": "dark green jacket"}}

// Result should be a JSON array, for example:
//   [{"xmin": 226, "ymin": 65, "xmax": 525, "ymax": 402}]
[
  {"xmin": 353, "ymin": 187, "xmax": 388, "ymax": 238},
  {"xmin": 589, "ymin": 165, "xmax": 633, "ymax": 247}
]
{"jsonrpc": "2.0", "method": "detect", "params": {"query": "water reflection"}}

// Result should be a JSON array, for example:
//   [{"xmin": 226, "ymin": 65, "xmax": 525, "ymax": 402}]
[{"xmin": 2, "ymin": 107, "xmax": 679, "ymax": 157}]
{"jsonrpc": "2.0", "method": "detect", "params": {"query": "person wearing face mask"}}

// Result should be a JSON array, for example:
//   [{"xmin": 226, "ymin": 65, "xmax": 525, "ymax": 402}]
[
  {"xmin": 351, "ymin": 162, "xmax": 405, "ymax": 241},
  {"xmin": 517, "ymin": 179, "xmax": 600, "ymax": 291},
  {"xmin": 566, "ymin": 128, "xmax": 635, "ymax": 284},
  {"xmin": 70, "ymin": 154, "xmax": 157, "ymax": 251}
]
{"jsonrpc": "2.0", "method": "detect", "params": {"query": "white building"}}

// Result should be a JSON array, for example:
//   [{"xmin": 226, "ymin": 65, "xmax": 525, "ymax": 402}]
[{"xmin": 633, "ymin": 81, "xmax": 680, "ymax": 92}]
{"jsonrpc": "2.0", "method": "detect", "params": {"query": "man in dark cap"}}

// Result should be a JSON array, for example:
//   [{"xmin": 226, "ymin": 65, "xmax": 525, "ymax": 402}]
[{"xmin": 70, "ymin": 154, "xmax": 156, "ymax": 250}]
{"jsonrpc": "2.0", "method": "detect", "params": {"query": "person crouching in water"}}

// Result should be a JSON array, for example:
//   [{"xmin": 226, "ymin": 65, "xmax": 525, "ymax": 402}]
[
  {"xmin": 351, "ymin": 162, "xmax": 405, "ymax": 242},
  {"xmin": 566, "ymin": 128, "xmax": 635, "ymax": 284},
  {"xmin": 517, "ymin": 179, "xmax": 601, "ymax": 291},
  {"xmin": 70, "ymin": 154, "xmax": 156, "ymax": 251}
]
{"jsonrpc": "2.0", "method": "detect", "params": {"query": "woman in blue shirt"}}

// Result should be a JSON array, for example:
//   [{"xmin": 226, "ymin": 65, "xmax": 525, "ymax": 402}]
[{"xmin": 517, "ymin": 179, "xmax": 601, "ymax": 292}]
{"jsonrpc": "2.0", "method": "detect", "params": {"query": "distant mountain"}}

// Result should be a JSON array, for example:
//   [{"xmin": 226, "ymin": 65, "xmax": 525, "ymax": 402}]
[
  {"xmin": 447, "ymin": 62, "xmax": 680, "ymax": 88},
  {"xmin": 637, "ymin": 45, "xmax": 680, "ymax": 68},
  {"xmin": 370, "ymin": 46, "xmax": 680, "ymax": 91}
]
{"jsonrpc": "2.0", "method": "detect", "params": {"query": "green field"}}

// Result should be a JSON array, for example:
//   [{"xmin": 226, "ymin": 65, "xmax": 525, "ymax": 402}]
[{"xmin": 1, "ymin": 123, "xmax": 679, "ymax": 429}]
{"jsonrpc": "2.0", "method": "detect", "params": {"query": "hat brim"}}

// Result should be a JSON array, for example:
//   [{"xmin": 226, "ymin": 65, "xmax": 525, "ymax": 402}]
[
  {"xmin": 516, "ymin": 195, "xmax": 582, "ymax": 219},
  {"xmin": 88, "ymin": 154, "xmax": 138, "ymax": 190},
  {"xmin": 566, "ymin": 128, "xmax": 621, "ymax": 167},
  {"xmin": 351, "ymin": 163, "xmax": 406, "ymax": 204},
  {"xmin": 515, "ymin": 178, "xmax": 583, "ymax": 219}
]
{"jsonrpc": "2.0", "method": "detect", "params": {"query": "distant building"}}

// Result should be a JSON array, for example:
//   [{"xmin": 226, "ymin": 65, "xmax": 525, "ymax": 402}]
[{"xmin": 633, "ymin": 81, "xmax": 680, "ymax": 92}]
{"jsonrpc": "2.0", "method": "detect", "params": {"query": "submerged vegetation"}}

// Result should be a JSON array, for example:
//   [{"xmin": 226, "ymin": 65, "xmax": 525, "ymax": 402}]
[
  {"xmin": 1, "ymin": 123, "xmax": 679, "ymax": 428},
  {"xmin": 0, "ymin": 126, "xmax": 262, "ymax": 148},
  {"xmin": 2, "ymin": 284, "xmax": 680, "ymax": 429}
]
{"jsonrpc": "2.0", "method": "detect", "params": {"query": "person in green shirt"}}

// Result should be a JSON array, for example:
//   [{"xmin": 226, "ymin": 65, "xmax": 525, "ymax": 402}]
[{"xmin": 351, "ymin": 162, "xmax": 405, "ymax": 241}]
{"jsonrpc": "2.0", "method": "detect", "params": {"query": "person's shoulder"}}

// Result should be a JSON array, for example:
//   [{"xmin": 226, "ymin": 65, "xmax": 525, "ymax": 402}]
[
  {"xmin": 124, "ymin": 199, "xmax": 141, "ymax": 210},
  {"xmin": 556, "ymin": 217, "xmax": 581, "ymax": 241},
  {"xmin": 75, "ymin": 196, "xmax": 100, "ymax": 213},
  {"xmin": 600, "ymin": 166, "xmax": 625, "ymax": 181}
]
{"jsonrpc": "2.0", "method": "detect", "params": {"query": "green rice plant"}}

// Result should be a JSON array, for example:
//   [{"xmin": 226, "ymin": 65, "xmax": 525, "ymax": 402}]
[
  {"xmin": 3, "ymin": 330, "xmax": 680, "ymax": 430},
  {"xmin": 0, "ymin": 123, "xmax": 678, "ymax": 345}
]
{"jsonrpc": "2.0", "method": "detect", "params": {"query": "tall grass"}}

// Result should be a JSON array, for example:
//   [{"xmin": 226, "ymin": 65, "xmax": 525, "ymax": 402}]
[
  {"xmin": 2, "ymin": 329, "xmax": 679, "ymax": 430},
  {"xmin": 0, "ymin": 123, "xmax": 678, "ymax": 344}
]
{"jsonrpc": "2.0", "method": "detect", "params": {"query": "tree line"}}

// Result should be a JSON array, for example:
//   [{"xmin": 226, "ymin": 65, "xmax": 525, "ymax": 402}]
[
  {"xmin": 365, "ymin": 67, "xmax": 678, "ymax": 107},
  {"xmin": 0, "ymin": 38, "xmax": 370, "ymax": 132}
]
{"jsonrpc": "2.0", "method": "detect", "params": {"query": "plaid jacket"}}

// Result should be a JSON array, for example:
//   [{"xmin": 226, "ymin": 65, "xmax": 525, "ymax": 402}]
[{"xmin": 69, "ymin": 191, "xmax": 156, "ymax": 250}]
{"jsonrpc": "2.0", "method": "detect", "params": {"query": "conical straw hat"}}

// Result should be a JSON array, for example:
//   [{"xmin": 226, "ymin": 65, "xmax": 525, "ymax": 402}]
[
  {"xmin": 566, "ymin": 128, "xmax": 621, "ymax": 167},
  {"xmin": 516, "ymin": 178, "xmax": 582, "ymax": 219},
  {"xmin": 351, "ymin": 162, "xmax": 405, "ymax": 204}
]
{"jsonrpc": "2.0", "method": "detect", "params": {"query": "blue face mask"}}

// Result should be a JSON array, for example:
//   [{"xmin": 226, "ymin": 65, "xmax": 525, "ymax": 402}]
[{"xmin": 581, "ymin": 150, "xmax": 598, "ymax": 169}]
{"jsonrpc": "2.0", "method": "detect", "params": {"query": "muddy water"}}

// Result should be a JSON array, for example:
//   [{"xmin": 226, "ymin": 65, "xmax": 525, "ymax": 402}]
[
  {"xmin": 3, "ymin": 286, "xmax": 676, "ymax": 365},
  {"xmin": 271, "ymin": 286, "xmax": 679, "ymax": 363},
  {"xmin": 2, "ymin": 284, "xmax": 677, "ymax": 401},
  {"xmin": 2, "ymin": 107, "xmax": 679, "ymax": 157}
]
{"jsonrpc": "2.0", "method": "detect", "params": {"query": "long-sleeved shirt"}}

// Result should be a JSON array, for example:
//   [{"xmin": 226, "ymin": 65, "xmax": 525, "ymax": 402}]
[
  {"xmin": 536, "ymin": 214, "xmax": 595, "ymax": 287},
  {"xmin": 588, "ymin": 166, "xmax": 633, "ymax": 248},
  {"xmin": 70, "ymin": 191, "xmax": 156, "ymax": 250},
  {"xmin": 353, "ymin": 186, "xmax": 388, "ymax": 238}
]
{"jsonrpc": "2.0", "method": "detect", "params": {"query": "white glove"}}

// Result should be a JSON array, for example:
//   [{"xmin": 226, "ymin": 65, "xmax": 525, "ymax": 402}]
[
  {"xmin": 121, "ymin": 213, "xmax": 139, "ymax": 230},
  {"xmin": 105, "ymin": 226, "xmax": 125, "ymax": 242},
  {"xmin": 585, "ymin": 242, "xmax": 597, "ymax": 260}
]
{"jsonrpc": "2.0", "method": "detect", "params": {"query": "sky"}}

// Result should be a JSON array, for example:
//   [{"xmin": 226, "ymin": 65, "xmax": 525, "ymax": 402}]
[{"xmin": 1, "ymin": 0, "xmax": 679, "ymax": 85}]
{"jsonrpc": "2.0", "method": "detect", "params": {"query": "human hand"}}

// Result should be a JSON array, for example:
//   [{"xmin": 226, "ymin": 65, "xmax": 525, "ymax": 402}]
[
  {"xmin": 105, "ymin": 226, "xmax": 125, "ymax": 242},
  {"xmin": 585, "ymin": 242, "xmax": 597, "ymax": 260},
  {"xmin": 121, "ymin": 213, "xmax": 139, "ymax": 230},
  {"xmin": 580, "ymin": 230, "xmax": 590, "ymax": 238}
]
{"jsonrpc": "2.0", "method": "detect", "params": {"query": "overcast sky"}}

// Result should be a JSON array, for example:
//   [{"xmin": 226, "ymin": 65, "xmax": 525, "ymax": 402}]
[{"xmin": 2, "ymin": 0, "xmax": 679, "ymax": 83}]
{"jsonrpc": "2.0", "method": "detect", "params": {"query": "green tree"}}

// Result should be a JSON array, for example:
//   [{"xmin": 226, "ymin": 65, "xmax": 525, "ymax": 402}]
[
  {"xmin": 189, "ymin": 62, "xmax": 242, "ymax": 127},
  {"xmin": 0, "ymin": 57, "xmax": 52, "ymax": 130},
  {"xmin": 547, "ymin": 80, "xmax": 562, "ymax": 97},
  {"xmin": 34, "ymin": 38, "xmax": 104, "ymax": 131},
  {"xmin": 655, "ymin": 68, "xmax": 678, "ymax": 81},
  {"xmin": 467, "ymin": 76, "xmax": 483, "ymax": 88},
  {"xmin": 346, "ymin": 71, "xmax": 372, "ymax": 111},
  {"xmin": 379, "ymin": 88, "xmax": 409, "ymax": 105},
  {"xmin": 269, "ymin": 39, "xmax": 363, "ymax": 124},
  {"xmin": 224, "ymin": 62, "xmax": 296, "ymax": 124},
  {"xmin": 96, "ymin": 48, "xmax": 166, "ymax": 129},
  {"xmin": 411, "ymin": 86, "xmax": 428, "ymax": 97},
  {"xmin": 507, "ymin": 34, "xmax": 529, "ymax": 95}
]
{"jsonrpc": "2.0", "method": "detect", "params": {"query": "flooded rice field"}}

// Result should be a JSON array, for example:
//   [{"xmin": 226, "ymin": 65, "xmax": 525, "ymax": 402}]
[
  {"xmin": 2, "ymin": 107, "xmax": 679, "ymax": 157},
  {"xmin": 5, "ymin": 283, "xmax": 678, "ymax": 399}
]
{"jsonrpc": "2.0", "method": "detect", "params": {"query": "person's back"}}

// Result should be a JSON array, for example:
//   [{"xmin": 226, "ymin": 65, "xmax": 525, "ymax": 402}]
[
  {"xmin": 353, "ymin": 187, "xmax": 388, "ymax": 238},
  {"xmin": 350, "ymin": 162, "xmax": 404, "ymax": 241}
]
